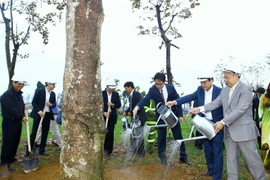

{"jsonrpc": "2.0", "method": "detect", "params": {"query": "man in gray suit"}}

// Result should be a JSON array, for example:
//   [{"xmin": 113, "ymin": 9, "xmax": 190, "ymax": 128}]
[{"xmin": 190, "ymin": 65, "xmax": 266, "ymax": 180}]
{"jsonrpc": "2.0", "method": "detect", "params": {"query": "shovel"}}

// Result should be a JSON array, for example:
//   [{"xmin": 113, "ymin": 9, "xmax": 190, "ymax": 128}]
[
  {"xmin": 22, "ymin": 110, "xmax": 39, "ymax": 173},
  {"xmin": 105, "ymin": 106, "xmax": 111, "ymax": 128}
]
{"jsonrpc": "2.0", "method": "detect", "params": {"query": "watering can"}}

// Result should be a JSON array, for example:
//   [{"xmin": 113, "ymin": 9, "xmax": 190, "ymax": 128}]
[
  {"xmin": 191, "ymin": 114, "xmax": 216, "ymax": 140},
  {"xmin": 175, "ymin": 114, "xmax": 216, "ymax": 145},
  {"xmin": 156, "ymin": 102, "xmax": 178, "ymax": 129}
]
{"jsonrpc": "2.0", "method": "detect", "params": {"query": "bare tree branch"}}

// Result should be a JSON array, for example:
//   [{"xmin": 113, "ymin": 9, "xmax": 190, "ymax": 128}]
[{"xmin": 18, "ymin": 25, "xmax": 30, "ymax": 46}]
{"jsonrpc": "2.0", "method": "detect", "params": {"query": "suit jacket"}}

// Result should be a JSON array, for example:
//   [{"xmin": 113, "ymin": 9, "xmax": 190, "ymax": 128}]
[
  {"xmin": 126, "ymin": 90, "xmax": 147, "ymax": 125},
  {"xmin": 252, "ymin": 95, "xmax": 259, "ymax": 122},
  {"xmin": 102, "ymin": 89, "xmax": 121, "ymax": 124},
  {"xmin": 204, "ymin": 81, "xmax": 258, "ymax": 142},
  {"xmin": 176, "ymin": 85, "xmax": 223, "ymax": 123},
  {"xmin": 0, "ymin": 87, "xmax": 24, "ymax": 120},
  {"xmin": 30, "ymin": 88, "xmax": 56, "ymax": 120},
  {"xmin": 137, "ymin": 84, "xmax": 183, "ymax": 121}
]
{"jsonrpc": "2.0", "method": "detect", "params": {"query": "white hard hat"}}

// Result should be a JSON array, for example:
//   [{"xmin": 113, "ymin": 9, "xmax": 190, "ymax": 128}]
[
  {"xmin": 11, "ymin": 74, "xmax": 27, "ymax": 85},
  {"xmin": 45, "ymin": 78, "xmax": 57, "ymax": 84},
  {"xmin": 106, "ymin": 78, "xmax": 116, "ymax": 89},
  {"xmin": 197, "ymin": 70, "xmax": 214, "ymax": 82},
  {"xmin": 223, "ymin": 63, "xmax": 241, "ymax": 75}
]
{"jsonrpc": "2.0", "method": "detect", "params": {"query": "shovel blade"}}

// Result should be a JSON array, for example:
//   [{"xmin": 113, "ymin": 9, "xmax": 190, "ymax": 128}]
[
  {"xmin": 22, "ymin": 158, "xmax": 39, "ymax": 173},
  {"xmin": 0, "ymin": 164, "xmax": 9, "ymax": 177}
]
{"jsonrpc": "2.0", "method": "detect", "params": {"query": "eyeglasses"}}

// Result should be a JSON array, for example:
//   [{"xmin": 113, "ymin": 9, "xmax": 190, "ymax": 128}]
[{"xmin": 155, "ymin": 82, "xmax": 164, "ymax": 86}]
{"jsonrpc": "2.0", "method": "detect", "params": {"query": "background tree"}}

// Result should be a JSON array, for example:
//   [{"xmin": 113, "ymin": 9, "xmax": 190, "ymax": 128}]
[
  {"xmin": 266, "ymin": 53, "xmax": 270, "ymax": 66},
  {"xmin": 213, "ymin": 56, "xmax": 235, "ymax": 88},
  {"xmin": 36, "ymin": 81, "xmax": 45, "ymax": 89},
  {"xmin": 60, "ymin": 0, "xmax": 104, "ymax": 179},
  {"xmin": 0, "ymin": 0, "xmax": 65, "ymax": 89},
  {"xmin": 131, "ymin": 0, "xmax": 200, "ymax": 84}
]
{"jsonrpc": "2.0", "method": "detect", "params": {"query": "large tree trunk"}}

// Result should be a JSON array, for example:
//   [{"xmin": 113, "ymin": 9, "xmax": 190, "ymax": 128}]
[
  {"xmin": 155, "ymin": 5, "xmax": 173, "ymax": 84},
  {"xmin": 0, "ymin": 3, "xmax": 12, "ymax": 89},
  {"xmin": 61, "ymin": 0, "xmax": 105, "ymax": 179}
]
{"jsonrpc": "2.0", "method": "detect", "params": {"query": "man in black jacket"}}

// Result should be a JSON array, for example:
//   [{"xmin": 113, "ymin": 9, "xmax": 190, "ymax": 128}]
[
  {"xmin": 102, "ymin": 79, "xmax": 121, "ymax": 156},
  {"xmin": 23, "ymin": 80, "xmax": 56, "ymax": 157},
  {"xmin": 123, "ymin": 81, "xmax": 147, "ymax": 157},
  {"xmin": 252, "ymin": 87, "xmax": 265, "ymax": 149},
  {"xmin": 0, "ymin": 75, "xmax": 27, "ymax": 172}
]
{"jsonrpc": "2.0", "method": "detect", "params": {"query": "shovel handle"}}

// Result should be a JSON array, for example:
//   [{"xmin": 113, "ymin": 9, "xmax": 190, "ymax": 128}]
[
  {"xmin": 25, "ymin": 110, "xmax": 31, "ymax": 153},
  {"xmin": 34, "ymin": 107, "xmax": 46, "ymax": 143},
  {"xmin": 105, "ymin": 106, "xmax": 111, "ymax": 128}
]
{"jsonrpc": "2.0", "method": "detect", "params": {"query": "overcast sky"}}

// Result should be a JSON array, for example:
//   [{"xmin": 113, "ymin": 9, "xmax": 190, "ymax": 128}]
[{"xmin": 0, "ymin": 0, "xmax": 270, "ymax": 97}]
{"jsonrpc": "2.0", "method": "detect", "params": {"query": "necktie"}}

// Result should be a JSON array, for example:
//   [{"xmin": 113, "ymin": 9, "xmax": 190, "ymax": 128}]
[{"xmin": 160, "ymin": 89, "xmax": 165, "ymax": 103}]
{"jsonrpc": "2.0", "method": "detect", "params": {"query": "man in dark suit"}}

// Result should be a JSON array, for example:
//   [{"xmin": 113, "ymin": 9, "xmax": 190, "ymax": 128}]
[
  {"xmin": 133, "ymin": 72, "xmax": 190, "ymax": 165},
  {"xmin": 167, "ymin": 74, "xmax": 224, "ymax": 179},
  {"xmin": 0, "ymin": 75, "xmax": 28, "ymax": 173},
  {"xmin": 123, "ymin": 81, "xmax": 147, "ymax": 157},
  {"xmin": 102, "ymin": 79, "xmax": 121, "ymax": 156},
  {"xmin": 191, "ymin": 65, "xmax": 266, "ymax": 180},
  {"xmin": 252, "ymin": 87, "xmax": 265, "ymax": 149},
  {"xmin": 23, "ymin": 80, "xmax": 56, "ymax": 157}
]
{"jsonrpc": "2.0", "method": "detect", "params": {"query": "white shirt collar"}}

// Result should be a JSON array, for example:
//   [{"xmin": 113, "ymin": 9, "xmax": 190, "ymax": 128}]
[
  {"xmin": 130, "ymin": 89, "xmax": 134, "ymax": 96},
  {"xmin": 204, "ymin": 85, "xmax": 213, "ymax": 94}
]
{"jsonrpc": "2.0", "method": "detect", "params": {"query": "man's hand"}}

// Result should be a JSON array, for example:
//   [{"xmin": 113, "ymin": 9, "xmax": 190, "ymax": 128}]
[
  {"xmin": 166, "ymin": 100, "xmax": 176, "ymax": 108},
  {"xmin": 178, "ymin": 117, "xmax": 183, "ymax": 123},
  {"xmin": 24, "ymin": 105, "xmax": 29, "ymax": 110},
  {"xmin": 133, "ymin": 106, "xmax": 139, "ymax": 116},
  {"xmin": 38, "ymin": 111, "xmax": 44, "ymax": 118},
  {"xmin": 21, "ymin": 117, "xmax": 27, "ymax": 124},
  {"xmin": 103, "ymin": 112, "xmax": 110, "ymax": 118},
  {"xmin": 214, "ymin": 121, "xmax": 224, "ymax": 133},
  {"xmin": 107, "ymin": 102, "xmax": 114, "ymax": 107},
  {"xmin": 190, "ymin": 107, "xmax": 200, "ymax": 114},
  {"xmin": 45, "ymin": 101, "xmax": 52, "ymax": 107},
  {"xmin": 259, "ymin": 121, "xmax": 262, "ymax": 128}
]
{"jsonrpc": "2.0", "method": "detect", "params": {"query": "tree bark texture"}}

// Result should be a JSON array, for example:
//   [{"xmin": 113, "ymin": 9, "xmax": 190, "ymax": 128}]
[{"xmin": 61, "ymin": 0, "xmax": 104, "ymax": 179}]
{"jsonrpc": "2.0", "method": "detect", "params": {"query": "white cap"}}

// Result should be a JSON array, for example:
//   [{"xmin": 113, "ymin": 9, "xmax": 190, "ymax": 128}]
[
  {"xmin": 11, "ymin": 74, "xmax": 27, "ymax": 85},
  {"xmin": 197, "ymin": 71, "xmax": 213, "ymax": 82},
  {"xmin": 223, "ymin": 63, "xmax": 241, "ymax": 75},
  {"xmin": 45, "ymin": 79, "xmax": 57, "ymax": 84},
  {"xmin": 106, "ymin": 78, "xmax": 116, "ymax": 89}
]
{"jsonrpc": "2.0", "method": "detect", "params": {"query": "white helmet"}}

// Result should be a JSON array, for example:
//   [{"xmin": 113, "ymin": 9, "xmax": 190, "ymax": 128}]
[
  {"xmin": 12, "ymin": 74, "xmax": 27, "ymax": 85},
  {"xmin": 45, "ymin": 78, "xmax": 57, "ymax": 85},
  {"xmin": 106, "ymin": 78, "xmax": 116, "ymax": 89},
  {"xmin": 197, "ymin": 70, "xmax": 214, "ymax": 82},
  {"xmin": 223, "ymin": 63, "xmax": 241, "ymax": 76}
]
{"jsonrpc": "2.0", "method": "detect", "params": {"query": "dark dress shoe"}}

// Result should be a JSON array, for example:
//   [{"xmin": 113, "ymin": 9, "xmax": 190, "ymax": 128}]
[
  {"xmin": 160, "ymin": 157, "xmax": 167, "ymax": 165},
  {"xmin": 180, "ymin": 158, "xmax": 191, "ymax": 165},
  {"xmin": 7, "ymin": 164, "xmax": 15, "ymax": 172},
  {"xmin": 202, "ymin": 172, "xmax": 213, "ymax": 177},
  {"xmin": 39, "ymin": 152, "xmax": 48, "ymax": 156},
  {"xmin": 8, "ymin": 168, "xmax": 15, "ymax": 172},
  {"xmin": 138, "ymin": 151, "xmax": 145, "ymax": 158}
]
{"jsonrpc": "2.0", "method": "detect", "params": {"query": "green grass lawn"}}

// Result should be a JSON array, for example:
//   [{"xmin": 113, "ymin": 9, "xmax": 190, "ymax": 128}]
[{"xmin": 0, "ymin": 115, "xmax": 268, "ymax": 179}]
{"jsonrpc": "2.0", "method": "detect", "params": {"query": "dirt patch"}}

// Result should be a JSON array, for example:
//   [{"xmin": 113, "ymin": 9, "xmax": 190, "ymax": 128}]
[{"xmin": 3, "ymin": 160, "xmax": 210, "ymax": 180}]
